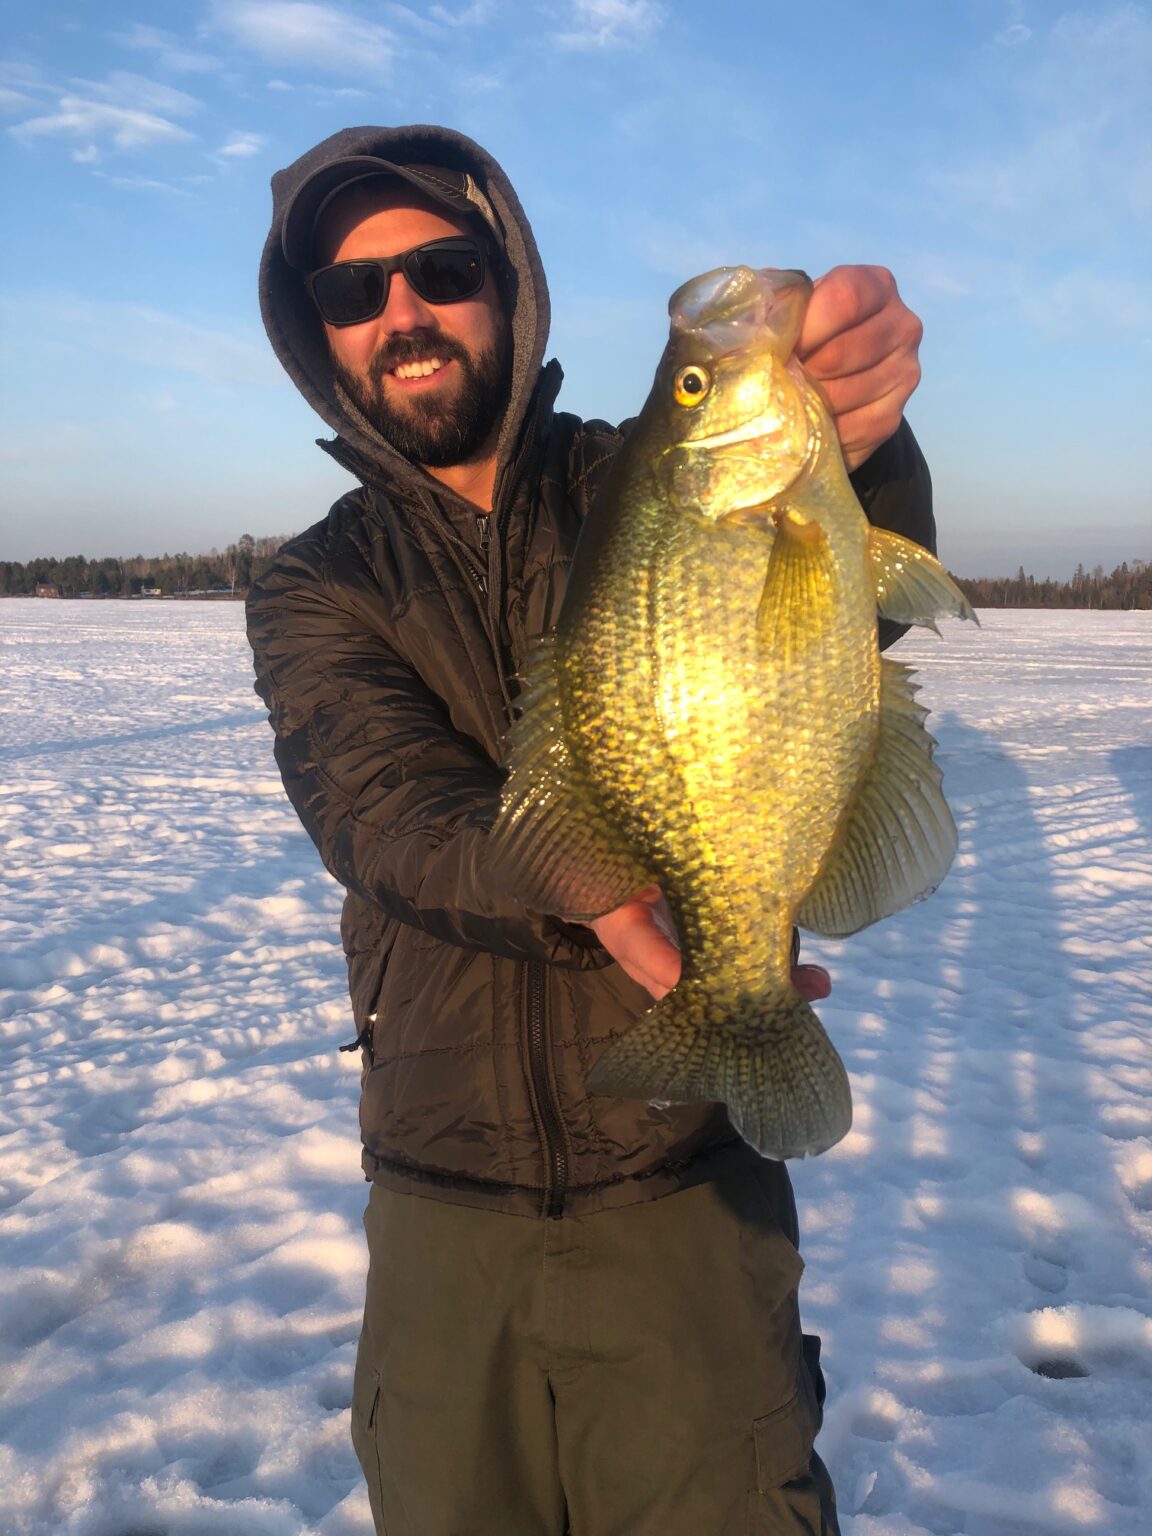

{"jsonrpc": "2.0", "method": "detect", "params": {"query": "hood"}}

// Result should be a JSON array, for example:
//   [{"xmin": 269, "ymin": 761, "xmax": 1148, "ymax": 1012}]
[{"xmin": 259, "ymin": 124, "xmax": 553, "ymax": 500}]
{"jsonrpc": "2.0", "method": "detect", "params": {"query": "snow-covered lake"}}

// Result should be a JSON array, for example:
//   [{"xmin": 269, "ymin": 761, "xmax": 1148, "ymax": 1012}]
[{"xmin": 1, "ymin": 600, "xmax": 1149, "ymax": 1535}]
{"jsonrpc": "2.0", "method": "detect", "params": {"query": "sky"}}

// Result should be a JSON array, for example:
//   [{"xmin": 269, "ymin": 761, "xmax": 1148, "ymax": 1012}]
[{"xmin": 1, "ymin": 0, "xmax": 1149, "ymax": 579}]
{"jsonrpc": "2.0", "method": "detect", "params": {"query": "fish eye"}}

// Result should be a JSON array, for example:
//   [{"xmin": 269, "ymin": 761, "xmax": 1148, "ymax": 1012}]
[{"xmin": 673, "ymin": 364, "xmax": 711, "ymax": 407}]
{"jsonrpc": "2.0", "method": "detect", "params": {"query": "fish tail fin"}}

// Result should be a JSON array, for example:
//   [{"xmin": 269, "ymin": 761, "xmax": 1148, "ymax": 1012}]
[{"xmin": 585, "ymin": 982, "xmax": 852, "ymax": 1161}]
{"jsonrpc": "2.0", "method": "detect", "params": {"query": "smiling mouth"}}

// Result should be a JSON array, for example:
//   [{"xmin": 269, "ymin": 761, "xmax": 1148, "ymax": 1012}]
[{"xmin": 391, "ymin": 357, "xmax": 449, "ymax": 381}]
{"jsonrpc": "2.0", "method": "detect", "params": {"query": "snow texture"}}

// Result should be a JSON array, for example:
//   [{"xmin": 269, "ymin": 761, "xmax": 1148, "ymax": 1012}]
[{"xmin": 1, "ymin": 600, "xmax": 1150, "ymax": 1535}]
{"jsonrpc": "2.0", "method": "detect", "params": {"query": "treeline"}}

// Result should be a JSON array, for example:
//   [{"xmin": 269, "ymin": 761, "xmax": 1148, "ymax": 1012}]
[
  {"xmin": 3, "ymin": 542, "xmax": 1149, "ymax": 609},
  {"xmin": 1, "ymin": 534, "xmax": 290, "ymax": 598},
  {"xmin": 950, "ymin": 560, "xmax": 1151, "ymax": 610}
]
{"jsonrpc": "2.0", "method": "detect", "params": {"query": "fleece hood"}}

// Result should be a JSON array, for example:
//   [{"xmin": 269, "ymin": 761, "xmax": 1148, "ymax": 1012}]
[{"xmin": 259, "ymin": 124, "xmax": 554, "ymax": 498}]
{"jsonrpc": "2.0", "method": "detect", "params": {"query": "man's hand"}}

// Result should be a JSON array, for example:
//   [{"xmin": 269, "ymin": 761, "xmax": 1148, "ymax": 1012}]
[
  {"xmin": 797, "ymin": 265, "xmax": 923, "ymax": 473},
  {"xmin": 589, "ymin": 887, "xmax": 831, "ymax": 1004},
  {"xmin": 589, "ymin": 887, "xmax": 681, "ymax": 1000}
]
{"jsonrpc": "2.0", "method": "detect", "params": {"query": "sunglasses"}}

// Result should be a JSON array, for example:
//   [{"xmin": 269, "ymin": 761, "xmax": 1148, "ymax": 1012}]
[{"xmin": 308, "ymin": 237, "xmax": 487, "ymax": 327}]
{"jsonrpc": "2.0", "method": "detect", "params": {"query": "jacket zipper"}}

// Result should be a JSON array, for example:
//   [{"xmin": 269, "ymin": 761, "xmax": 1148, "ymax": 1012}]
[
  {"xmin": 496, "ymin": 412, "xmax": 568, "ymax": 1218},
  {"xmin": 481, "ymin": 496, "xmax": 565, "ymax": 1214},
  {"xmin": 475, "ymin": 514, "xmax": 490, "ymax": 592},
  {"xmin": 526, "ymin": 960, "xmax": 568, "ymax": 1219}
]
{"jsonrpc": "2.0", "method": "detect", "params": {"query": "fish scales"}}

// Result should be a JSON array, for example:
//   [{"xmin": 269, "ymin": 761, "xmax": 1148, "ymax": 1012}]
[{"xmin": 489, "ymin": 264, "xmax": 976, "ymax": 1158}]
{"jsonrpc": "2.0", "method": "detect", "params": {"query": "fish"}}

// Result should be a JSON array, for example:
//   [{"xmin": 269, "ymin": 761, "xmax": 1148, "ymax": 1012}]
[{"xmin": 487, "ymin": 265, "xmax": 976, "ymax": 1160}]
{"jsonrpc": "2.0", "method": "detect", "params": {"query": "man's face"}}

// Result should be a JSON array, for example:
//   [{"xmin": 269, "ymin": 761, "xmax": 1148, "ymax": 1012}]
[{"xmin": 317, "ymin": 188, "xmax": 511, "ymax": 468}]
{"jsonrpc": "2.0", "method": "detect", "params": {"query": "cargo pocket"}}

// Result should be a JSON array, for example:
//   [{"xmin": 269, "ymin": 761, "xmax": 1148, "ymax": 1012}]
[
  {"xmin": 350, "ymin": 1364, "xmax": 388, "ymax": 1536},
  {"xmin": 753, "ymin": 1382, "xmax": 817, "ymax": 1490},
  {"xmin": 747, "ymin": 1369, "xmax": 839, "ymax": 1535}
]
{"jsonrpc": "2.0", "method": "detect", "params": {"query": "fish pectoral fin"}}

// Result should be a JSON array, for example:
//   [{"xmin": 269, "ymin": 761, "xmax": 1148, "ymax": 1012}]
[
  {"xmin": 868, "ymin": 527, "xmax": 979, "ymax": 629},
  {"xmin": 797, "ymin": 657, "xmax": 958, "ymax": 937},
  {"xmin": 485, "ymin": 633, "xmax": 650, "ymax": 921},
  {"xmin": 756, "ymin": 505, "xmax": 837, "ymax": 654}
]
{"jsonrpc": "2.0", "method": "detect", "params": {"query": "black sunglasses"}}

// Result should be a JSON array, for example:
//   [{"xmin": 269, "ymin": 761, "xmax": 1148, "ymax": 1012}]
[{"xmin": 308, "ymin": 237, "xmax": 487, "ymax": 327}]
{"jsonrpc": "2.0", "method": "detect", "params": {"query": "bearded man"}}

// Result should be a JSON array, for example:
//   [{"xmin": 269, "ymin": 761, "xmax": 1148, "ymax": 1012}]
[{"xmin": 248, "ymin": 124, "xmax": 932, "ymax": 1536}]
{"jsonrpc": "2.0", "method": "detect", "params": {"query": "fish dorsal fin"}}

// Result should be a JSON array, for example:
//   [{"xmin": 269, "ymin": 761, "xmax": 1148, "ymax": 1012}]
[
  {"xmin": 869, "ymin": 527, "xmax": 979, "ymax": 629},
  {"xmin": 797, "ymin": 657, "xmax": 958, "ymax": 938},
  {"xmin": 486, "ymin": 633, "xmax": 651, "ymax": 921}
]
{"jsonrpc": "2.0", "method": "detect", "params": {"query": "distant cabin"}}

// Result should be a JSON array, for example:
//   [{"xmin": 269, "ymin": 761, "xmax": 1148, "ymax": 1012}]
[
  {"xmin": 35, "ymin": 583, "xmax": 60, "ymax": 598},
  {"xmin": 141, "ymin": 586, "xmax": 162, "ymax": 598}
]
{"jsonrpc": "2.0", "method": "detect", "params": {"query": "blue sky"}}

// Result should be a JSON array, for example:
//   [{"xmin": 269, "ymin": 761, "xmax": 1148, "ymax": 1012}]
[{"xmin": 1, "ymin": 0, "xmax": 1149, "ymax": 577}]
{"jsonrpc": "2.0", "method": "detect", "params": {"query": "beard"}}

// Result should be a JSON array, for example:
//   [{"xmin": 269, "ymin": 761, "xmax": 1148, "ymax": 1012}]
[{"xmin": 332, "ymin": 324, "xmax": 512, "ymax": 469}]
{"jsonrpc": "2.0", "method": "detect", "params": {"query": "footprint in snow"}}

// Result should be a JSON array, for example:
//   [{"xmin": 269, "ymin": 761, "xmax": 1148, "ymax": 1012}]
[
  {"xmin": 62, "ymin": 1090, "xmax": 147, "ymax": 1156},
  {"xmin": 1022, "ymin": 1251, "xmax": 1069, "ymax": 1295},
  {"xmin": 315, "ymin": 1367, "xmax": 353, "ymax": 1413},
  {"xmin": 1011, "ymin": 1302, "xmax": 1152, "ymax": 1381}
]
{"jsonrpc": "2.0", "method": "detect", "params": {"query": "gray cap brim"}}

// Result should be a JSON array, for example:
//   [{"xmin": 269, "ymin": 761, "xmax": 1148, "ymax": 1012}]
[{"xmin": 281, "ymin": 156, "xmax": 504, "ymax": 269}]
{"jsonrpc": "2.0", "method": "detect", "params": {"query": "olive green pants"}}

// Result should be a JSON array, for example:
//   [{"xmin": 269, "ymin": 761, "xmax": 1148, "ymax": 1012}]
[{"xmin": 351, "ymin": 1161, "xmax": 839, "ymax": 1535}]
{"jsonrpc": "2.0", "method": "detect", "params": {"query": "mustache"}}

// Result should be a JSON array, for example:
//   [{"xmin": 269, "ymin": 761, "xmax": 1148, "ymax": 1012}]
[{"xmin": 367, "ymin": 327, "xmax": 470, "ymax": 386}]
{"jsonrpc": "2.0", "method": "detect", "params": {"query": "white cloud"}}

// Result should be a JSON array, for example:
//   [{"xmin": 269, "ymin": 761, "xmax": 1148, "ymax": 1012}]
[
  {"xmin": 427, "ymin": 0, "xmax": 495, "ymax": 24},
  {"xmin": 111, "ymin": 304, "xmax": 278, "ymax": 386},
  {"xmin": 113, "ymin": 23, "xmax": 223, "ymax": 74},
  {"xmin": 7, "ymin": 68, "xmax": 203, "ymax": 158},
  {"xmin": 71, "ymin": 145, "xmax": 101, "ymax": 165},
  {"xmin": 210, "ymin": 1, "xmax": 397, "ymax": 77},
  {"xmin": 141, "ymin": 390, "xmax": 178, "ymax": 414},
  {"xmin": 266, "ymin": 78, "xmax": 293, "ymax": 90},
  {"xmin": 903, "ymin": 256, "xmax": 974, "ymax": 299},
  {"xmin": 0, "ymin": 87, "xmax": 36, "ymax": 112},
  {"xmin": 1034, "ymin": 3, "xmax": 1152, "ymax": 109},
  {"xmin": 92, "ymin": 172, "xmax": 195, "ymax": 196},
  {"xmin": 4, "ymin": 294, "xmax": 279, "ymax": 389},
  {"xmin": 935, "ymin": 5, "xmax": 1152, "ymax": 239},
  {"xmin": 66, "ymin": 71, "xmax": 202, "ymax": 118},
  {"xmin": 1021, "ymin": 266, "xmax": 1152, "ymax": 337},
  {"xmin": 10, "ymin": 98, "xmax": 196, "ymax": 152},
  {"xmin": 381, "ymin": 2, "xmax": 448, "ymax": 38},
  {"xmin": 0, "ymin": 62, "xmax": 52, "ymax": 94},
  {"xmin": 218, "ymin": 131, "xmax": 267, "ymax": 157},
  {"xmin": 995, "ymin": 23, "xmax": 1031, "ymax": 46},
  {"xmin": 630, "ymin": 209, "xmax": 742, "ymax": 282},
  {"xmin": 553, "ymin": 0, "xmax": 664, "ymax": 51}
]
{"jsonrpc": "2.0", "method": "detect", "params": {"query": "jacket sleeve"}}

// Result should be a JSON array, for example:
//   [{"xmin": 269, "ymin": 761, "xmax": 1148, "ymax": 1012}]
[
  {"xmin": 245, "ymin": 524, "xmax": 607, "ymax": 969},
  {"xmin": 848, "ymin": 416, "xmax": 937, "ymax": 652}
]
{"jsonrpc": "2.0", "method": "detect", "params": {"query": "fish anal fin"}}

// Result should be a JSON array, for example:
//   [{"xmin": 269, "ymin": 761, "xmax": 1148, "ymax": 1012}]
[
  {"xmin": 797, "ymin": 657, "xmax": 958, "ymax": 937},
  {"xmin": 486, "ymin": 634, "xmax": 649, "ymax": 921},
  {"xmin": 869, "ymin": 527, "xmax": 979, "ymax": 628}
]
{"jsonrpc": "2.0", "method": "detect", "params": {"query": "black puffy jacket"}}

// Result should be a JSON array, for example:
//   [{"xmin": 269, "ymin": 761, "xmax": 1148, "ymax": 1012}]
[{"xmin": 247, "ymin": 125, "xmax": 936, "ymax": 1217}]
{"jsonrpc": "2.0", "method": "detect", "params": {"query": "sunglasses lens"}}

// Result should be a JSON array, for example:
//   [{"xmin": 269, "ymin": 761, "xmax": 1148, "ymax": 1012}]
[
  {"xmin": 311, "ymin": 242, "xmax": 486, "ymax": 325},
  {"xmin": 312, "ymin": 263, "xmax": 388, "ymax": 326},
  {"xmin": 407, "ymin": 243, "xmax": 484, "ymax": 303}
]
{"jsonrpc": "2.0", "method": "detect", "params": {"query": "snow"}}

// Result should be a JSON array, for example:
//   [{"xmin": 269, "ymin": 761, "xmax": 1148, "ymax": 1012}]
[{"xmin": 1, "ymin": 600, "xmax": 1150, "ymax": 1535}]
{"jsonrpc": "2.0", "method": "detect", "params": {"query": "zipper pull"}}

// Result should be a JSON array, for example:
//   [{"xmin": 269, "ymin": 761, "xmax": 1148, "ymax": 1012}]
[
  {"xmin": 339, "ymin": 1012, "xmax": 376, "ymax": 1057},
  {"xmin": 475, "ymin": 514, "xmax": 491, "ymax": 593}
]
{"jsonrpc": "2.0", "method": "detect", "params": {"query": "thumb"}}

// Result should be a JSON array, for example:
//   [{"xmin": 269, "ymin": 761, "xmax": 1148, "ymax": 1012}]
[{"xmin": 792, "ymin": 964, "xmax": 832, "ymax": 1002}]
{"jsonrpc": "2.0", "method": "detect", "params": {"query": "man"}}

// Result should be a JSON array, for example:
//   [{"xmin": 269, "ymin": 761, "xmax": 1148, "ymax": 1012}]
[{"xmin": 248, "ymin": 124, "xmax": 933, "ymax": 1536}]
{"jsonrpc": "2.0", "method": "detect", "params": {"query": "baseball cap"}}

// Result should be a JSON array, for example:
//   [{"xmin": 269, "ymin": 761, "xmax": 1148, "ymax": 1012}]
[{"xmin": 282, "ymin": 156, "xmax": 505, "ymax": 270}]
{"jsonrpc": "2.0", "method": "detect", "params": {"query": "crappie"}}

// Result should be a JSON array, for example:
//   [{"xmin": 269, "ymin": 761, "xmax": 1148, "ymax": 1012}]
[{"xmin": 488, "ymin": 265, "xmax": 976, "ymax": 1160}]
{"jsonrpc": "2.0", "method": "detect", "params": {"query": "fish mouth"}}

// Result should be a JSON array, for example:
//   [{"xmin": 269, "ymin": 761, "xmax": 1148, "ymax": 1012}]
[
  {"xmin": 679, "ymin": 406, "xmax": 790, "ymax": 452},
  {"xmin": 670, "ymin": 266, "xmax": 813, "ymax": 356},
  {"xmin": 681, "ymin": 391, "xmax": 826, "ymax": 460},
  {"xmin": 666, "ymin": 267, "xmax": 811, "ymax": 339}
]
